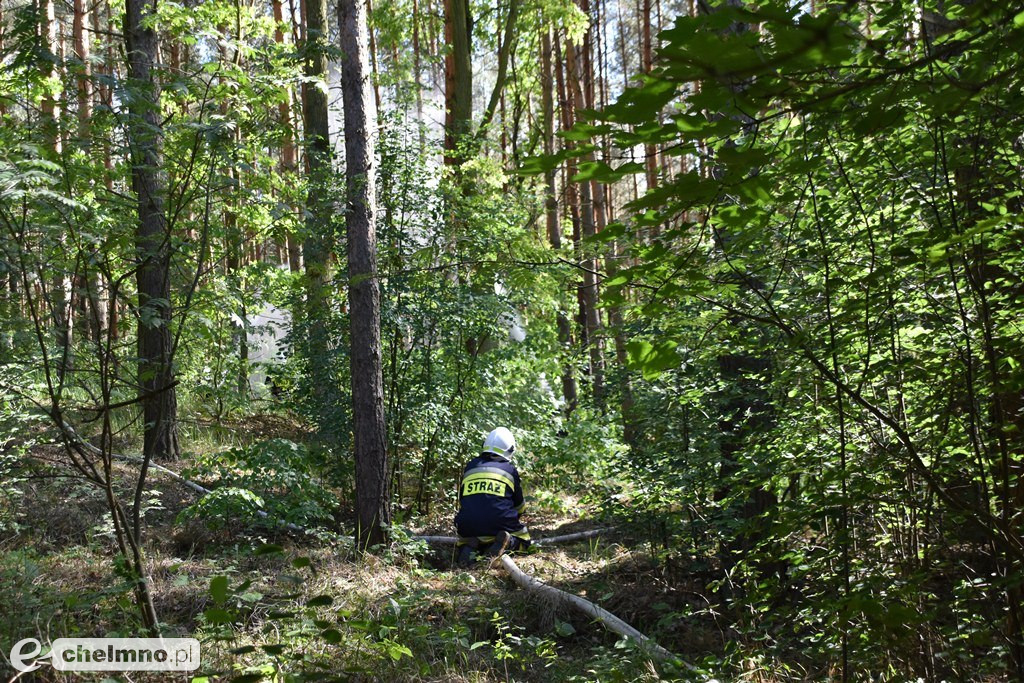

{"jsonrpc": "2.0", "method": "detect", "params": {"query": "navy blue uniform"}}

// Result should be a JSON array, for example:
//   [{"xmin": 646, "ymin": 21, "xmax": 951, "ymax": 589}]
[{"xmin": 454, "ymin": 453, "xmax": 530, "ymax": 545}]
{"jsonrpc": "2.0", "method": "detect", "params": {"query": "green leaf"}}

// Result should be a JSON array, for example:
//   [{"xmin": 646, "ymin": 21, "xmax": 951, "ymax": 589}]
[
  {"xmin": 266, "ymin": 609, "xmax": 296, "ymax": 619},
  {"xmin": 306, "ymin": 594, "xmax": 334, "ymax": 607},
  {"xmin": 254, "ymin": 543, "xmax": 283, "ymax": 555},
  {"xmin": 386, "ymin": 642, "xmax": 413, "ymax": 660},
  {"xmin": 203, "ymin": 607, "xmax": 233, "ymax": 624},
  {"xmin": 320, "ymin": 628, "xmax": 343, "ymax": 644},
  {"xmin": 602, "ymin": 78, "xmax": 677, "ymax": 125},
  {"xmin": 555, "ymin": 620, "xmax": 576, "ymax": 637},
  {"xmin": 626, "ymin": 339, "xmax": 681, "ymax": 379},
  {"xmin": 210, "ymin": 575, "xmax": 229, "ymax": 604},
  {"xmin": 572, "ymin": 160, "xmax": 645, "ymax": 183},
  {"xmin": 560, "ymin": 122, "xmax": 612, "ymax": 142}
]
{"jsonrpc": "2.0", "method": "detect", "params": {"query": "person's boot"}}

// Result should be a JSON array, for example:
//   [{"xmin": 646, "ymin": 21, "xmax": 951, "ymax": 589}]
[
  {"xmin": 456, "ymin": 543, "xmax": 475, "ymax": 568},
  {"xmin": 486, "ymin": 531, "xmax": 512, "ymax": 559}
]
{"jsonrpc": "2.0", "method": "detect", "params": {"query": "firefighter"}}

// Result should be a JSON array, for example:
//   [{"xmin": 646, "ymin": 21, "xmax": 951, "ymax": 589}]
[{"xmin": 454, "ymin": 427, "xmax": 531, "ymax": 567}]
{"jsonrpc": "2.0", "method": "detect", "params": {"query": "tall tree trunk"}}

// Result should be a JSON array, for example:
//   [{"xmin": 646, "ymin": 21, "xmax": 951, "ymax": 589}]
[
  {"xmin": 443, "ymin": 0, "xmax": 471, "ymax": 163},
  {"xmin": 219, "ymin": 29, "xmax": 248, "ymax": 396},
  {"xmin": 0, "ymin": 0, "xmax": 7, "ymax": 350},
  {"xmin": 411, "ymin": 0, "xmax": 425, "ymax": 150},
  {"xmin": 426, "ymin": 0, "xmax": 441, "ymax": 91},
  {"xmin": 564, "ymin": 33, "xmax": 605, "ymax": 408},
  {"xmin": 554, "ymin": 34, "xmax": 586, "ymax": 365},
  {"xmin": 0, "ymin": 1, "xmax": 6, "ymax": 119},
  {"xmin": 701, "ymin": 0, "xmax": 776, "ymax": 590},
  {"xmin": 340, "ymin": 0, "xmax": 390, "ymax": 550},
  {"xmin": 40, "ymin": 0, "xmax": 73, "ymax": 357},
  {"xmin": 126, "ymin": 0, "xmax": 180, "ymax": 463},
  {"xmin": 273, "ymin": 0, "xmax": 303, "ymax": 273},
  {"xmin": 99, "ymin": 0, "xmax": 120, "ymax": 347},
  {"xmin": 615, "ymin": 0, "xmax": 640, "ymax": 203},
  {"xmin": 541, "ymin": 28, "xmax": 578, "ymax": 413},
  {"xmin": 365, "ymin": 0, "xmax": 383, "ymax": 111},
  {"xmin": 924, "ymin": 10, "xmax": 1024, "ymax": 669},
  {"xmin": 123, "ymin": 0, "xmax": 172, "ymax": 635},
  {"xmin": 0, "ymin": 1, "xmax": 9, "ymax": 355},
  {"xmin": 72, "ymin": 0, "xmax": 91, "ymax": 142},
  {"xmin": 477, "ymin": 0, "xmax": 520, "ymax": 138},
  {"xmin": 591, "ymin": 0, "xmax": 636, "ymax": 441},
  {"xmin": 640, "ymin": 0, "xmax": 658, "ymax": 201},
  {"xmin": 300, "ymin": 0, "xmax": 334, "ymax": 429},
  {"xmin": 73, "ymin": 0, "xmax": 108, "ymax": 344}
]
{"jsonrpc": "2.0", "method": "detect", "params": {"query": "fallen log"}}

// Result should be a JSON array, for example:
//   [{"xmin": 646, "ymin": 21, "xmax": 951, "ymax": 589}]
[
  {"xmin": 533, "ymin": 528, "xmax": 610, "ymax": 545},
  {"xmin": 412, "ymin": 535, "xmax": 462, "ymax": 544},
  {"xmin": 55, "ymin": 419, "xmax": 306, "ymax": 533},
  {"xmin": 498, "ymin": 554, "xmax": 695, "ymax": 671},
  {"xmin": 413, "ymin": 528, "xmax": 612, "ymax": 546}
]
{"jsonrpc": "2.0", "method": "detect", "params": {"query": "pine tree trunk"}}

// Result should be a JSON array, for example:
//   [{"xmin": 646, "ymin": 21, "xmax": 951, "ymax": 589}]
[
  {"xmin": 640, "ymin": 0, "xmax": 658, "ymax": 203},
  {"xmin": 340, "ymin": 0, "xmax": 391, "ymax": 549},
  {"xmin": 126, "ymin": 0, "xmax": 180, "ymax": 462},
  {"xmin": 554, "ymin": 34, "xmax": 587, "ymax": 364},
  {"xmin": 412, "ymin": 0, "xmax": 425, "ymax": 149},
  {"xmin": 73, "ymin": 0, "xmax": 109, "ymax": 344},
  {"xmin": 300, "ymin": 0, "xmax": 334, "ymax": 427},
  {"xmin": 272, "ymin": 0, "xmax": 303, "ymax": 273},
  {"xmin": 541, "ymin": 28, "xmax": 578, "ymax": 413},
  {"xmin": 565, "ymin": 35, "xmax": 605, "ymax": 407},
  {"xmin": 443, "ymin": 0, "xmax": 471, "ymax": 163},
  {"xmin": 40, "ymin": 0, "xmax": 73, "ymax": 357},
  {"xmin": 72, "ymin": 0, "xmax": 91, "ymax": 141},
  {"xmin": 0, "ymin": 1, "xmax": 6, "ymax": 119}
]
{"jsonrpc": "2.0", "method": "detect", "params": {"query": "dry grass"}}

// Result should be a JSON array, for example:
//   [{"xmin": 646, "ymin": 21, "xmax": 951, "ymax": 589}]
[{"xmin": 2, "ymin": 433, "xmax": 703, "ymax": 682}]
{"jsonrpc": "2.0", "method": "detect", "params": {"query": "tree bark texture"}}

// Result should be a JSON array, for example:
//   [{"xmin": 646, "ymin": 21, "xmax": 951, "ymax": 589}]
[
  {"xmin": 541, "ymin": 28, "xmax": 579, "ymax": 413},
  {"xmin": 272, "ymin": 0, "xmax": 304, "ymax": 273},
  {"xmin": 478, "ymin": 0, "xmax": 520, "ymax": 137},
  {"xmin": 640, "ymin": 0, "xmax": 658, "ymax": 198},
  {"xmin": 73, "ymin": 0, "xmax": 109, "ymax": 344},
  {"xmin": 565, "ymin": 35, "xmax": 605, "ymax": 408},
  {"xmin": 40, "ymin": 0, "xmax": 74, "ymax": 356},
  {"xmin": 340, "ymin": 0, "xmax": 391, "ymax": 549},
  {"xmin": 300, "ymin": 0, "xmax": 334, "ymax": 425},
  {"xmin": 126, "ymin": 0, "xmax": 180, "ymax": 461},
  {"xmin": 443, "ymin": 0, "xmax": 471, "ymax": 162}
]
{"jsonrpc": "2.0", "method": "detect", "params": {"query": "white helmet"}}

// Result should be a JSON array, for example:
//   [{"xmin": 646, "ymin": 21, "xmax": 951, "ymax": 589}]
[{"xmin": 482, "ymin": 427, "xmax": 516, "ymax": 460}]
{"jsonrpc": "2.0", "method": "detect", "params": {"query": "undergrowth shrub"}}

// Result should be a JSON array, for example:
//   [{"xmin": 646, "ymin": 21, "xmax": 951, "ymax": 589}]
[
  {"xmin": 0, "ymin": 391, "xmax": 35, "ymax": 534},
  {"xmin": 180, "ymin": 439, "xmax": 334, "ymax": 530}
]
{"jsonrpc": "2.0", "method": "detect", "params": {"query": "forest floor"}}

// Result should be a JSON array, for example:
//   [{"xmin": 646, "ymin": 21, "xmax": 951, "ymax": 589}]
[{"xmin": 1, "ymin": 416, "xmax": 725, "ymax": 682}]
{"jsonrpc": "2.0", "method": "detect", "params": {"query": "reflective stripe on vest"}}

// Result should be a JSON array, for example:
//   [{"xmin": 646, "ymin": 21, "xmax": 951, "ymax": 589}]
[{"xmin": 461, "ymin": 472, "xmax": 510, "ymax": 496}]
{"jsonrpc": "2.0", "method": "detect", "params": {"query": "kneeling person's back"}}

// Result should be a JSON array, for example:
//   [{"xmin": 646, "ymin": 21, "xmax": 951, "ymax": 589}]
[
  {"xmin": 454, "ymin": 427, "xmax": 530, "ymax": 565},
  {"xmin": 455, "ymin": 451, "xmax": 524, "ymax": 537}
]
